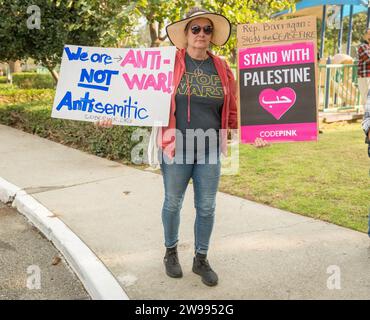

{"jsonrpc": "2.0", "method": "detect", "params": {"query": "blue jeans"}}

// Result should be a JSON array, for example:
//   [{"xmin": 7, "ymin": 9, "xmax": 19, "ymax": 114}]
[
  {"xmin": 368, "ymin": 210, "xmax": 370, "ymax": 238},
  {"xmin": 159, "ymin": 150, "xmax": 221, "ymax": 255}
]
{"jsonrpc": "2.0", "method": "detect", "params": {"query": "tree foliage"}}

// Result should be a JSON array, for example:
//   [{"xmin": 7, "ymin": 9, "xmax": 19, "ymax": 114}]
[
  {"xmin": 197, "ymin": 0, "xmax": 293, "ymax": 63},
  {"xmin": 0, "ymin": 0, "xmax": 296, "ymax": 80},
  {"xmin": 133, "ymin": 0, "xmax": 294, "ymax": 63},
  {"xmin": 319, "ymin": 12, "xmax": 368, "ymax": 58},
  {"xmin": 0, "ymin": 0, "xmax": 137, "ymax": 81}
]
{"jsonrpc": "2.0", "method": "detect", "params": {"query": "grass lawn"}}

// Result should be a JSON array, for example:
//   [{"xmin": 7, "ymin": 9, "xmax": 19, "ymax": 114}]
[
  {"xmin": 0, "ymin": 84, "xmax": 369, "ymax": 233},
  {"xmin": 219, "ymin": 123, "xmax": 369, "ymax": 233}
]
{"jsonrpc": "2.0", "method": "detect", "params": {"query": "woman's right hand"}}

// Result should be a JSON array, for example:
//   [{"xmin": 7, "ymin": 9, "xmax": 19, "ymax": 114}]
[
  {"xmin": 253, "ymin": 137, "xmax": 269, "ymax": 148},
  {"xmin": 94, "ymin": 118, "xmax": 113, "ymax": 128}
]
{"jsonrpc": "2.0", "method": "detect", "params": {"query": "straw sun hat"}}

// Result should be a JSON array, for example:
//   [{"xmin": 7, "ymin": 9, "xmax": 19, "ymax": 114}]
[{"xmin": 166, "ymin": 7, "xmax": 231, "ymax": 49}]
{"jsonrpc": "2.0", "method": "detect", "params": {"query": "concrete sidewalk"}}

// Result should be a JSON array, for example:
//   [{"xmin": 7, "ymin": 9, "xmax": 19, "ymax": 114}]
[{"xmin": 0, "ymin": 124, "xmax": 369, "ymax": 299}]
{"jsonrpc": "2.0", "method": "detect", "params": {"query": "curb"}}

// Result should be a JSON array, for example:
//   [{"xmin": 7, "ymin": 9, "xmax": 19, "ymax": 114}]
[{"xmin": 0, "ymin": 177, "xmax": 129, "ymax": 300}]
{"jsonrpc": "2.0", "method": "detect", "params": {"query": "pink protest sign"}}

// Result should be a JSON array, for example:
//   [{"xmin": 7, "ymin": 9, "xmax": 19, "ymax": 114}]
[{"xmin": 237, "ymin": 40, "xmax": 318, "ymax": 143}]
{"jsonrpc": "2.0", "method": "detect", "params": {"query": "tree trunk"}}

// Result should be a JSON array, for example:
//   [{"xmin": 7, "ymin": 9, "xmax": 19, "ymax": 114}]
[
  {"xmin": 45, "ymin": 65, "xmax": 59, "ymax": 84},
  {"xmin": 149, "ymin": 22, "xmax": 161, "ymax": 47},
  {"xmin": 230, "ymin": 48, "xmax": 236, "ymax": 65},
  {"xmin": 149, "ymin": 21, "xmax": 167, "ymax": 47},
  {"xmin": 8, "ymin": 60, "xmax": 22, "ymax": 73}
]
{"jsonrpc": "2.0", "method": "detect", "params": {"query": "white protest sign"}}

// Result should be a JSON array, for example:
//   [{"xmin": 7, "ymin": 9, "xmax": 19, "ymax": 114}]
[{"xmin": 52, "ymin": 45, "xmax": 176, "ymax": 126}]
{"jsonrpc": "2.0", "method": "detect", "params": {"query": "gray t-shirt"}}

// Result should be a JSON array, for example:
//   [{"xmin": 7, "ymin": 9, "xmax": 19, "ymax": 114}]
[
  {"xmin": 174, "ymin": 53, "xmax": 224, "ymax": 162},
  {"xmin": 175, "ymin": 52, "xmax": 224, "ymax": 131}
]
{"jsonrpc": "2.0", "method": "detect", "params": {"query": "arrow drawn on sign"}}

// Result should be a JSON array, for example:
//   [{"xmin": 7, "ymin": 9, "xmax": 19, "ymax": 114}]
[{"xmin": 114, "ymin": 55, "xmax": 123, "ymax": 62}]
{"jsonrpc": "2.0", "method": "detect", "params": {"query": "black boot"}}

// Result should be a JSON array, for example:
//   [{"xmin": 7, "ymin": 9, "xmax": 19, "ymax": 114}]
[
  {"xmin": 192, "ymin": 253, "xmax": 218, "ymax": 286},
  {"xmin": 163, "ymin": 246, "xmax": 183, "ymax": 278}
]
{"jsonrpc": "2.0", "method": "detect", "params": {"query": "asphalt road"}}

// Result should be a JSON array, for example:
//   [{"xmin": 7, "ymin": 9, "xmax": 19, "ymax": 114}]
[{"xmin": 0, "ymin": 202, "xmax": 90, "ymax": 300}]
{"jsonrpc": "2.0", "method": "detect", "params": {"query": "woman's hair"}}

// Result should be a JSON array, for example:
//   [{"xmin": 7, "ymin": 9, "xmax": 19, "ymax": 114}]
[
  {"xmin": 185, "ymin": 7, "xmax": 208, "ymax": 18},
  {"xmin": 184, "ymin": 7, "xmax": 213, "ymax": 33}
]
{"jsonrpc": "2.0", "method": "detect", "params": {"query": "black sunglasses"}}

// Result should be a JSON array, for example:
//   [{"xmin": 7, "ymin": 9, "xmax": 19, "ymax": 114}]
[{"xmin": 190, "ymin": 24, "xmax": 213, "ymax": 35}]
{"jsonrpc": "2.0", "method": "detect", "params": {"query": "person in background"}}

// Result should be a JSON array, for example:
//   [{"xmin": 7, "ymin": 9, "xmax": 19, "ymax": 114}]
[
  {"xmin": 362, "ymin": 87, "xmax": 370, "ymax": 239},
  {"xmin": 357, "ymin": 29, "xmax": 370, "ymax": 108}
]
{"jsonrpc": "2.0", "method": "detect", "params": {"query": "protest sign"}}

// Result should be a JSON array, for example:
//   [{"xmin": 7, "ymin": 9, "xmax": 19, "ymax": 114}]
[
  {"xmin": 237, "ymin": 15, "xmax": 317, "ymax": 48},
  {"xmin": 52, "ymin": 45, "xmax": 176, "ymax": 126},
  {"xmin": 237, "ymin": 16, "xmax": 318, "ymax": 143}
]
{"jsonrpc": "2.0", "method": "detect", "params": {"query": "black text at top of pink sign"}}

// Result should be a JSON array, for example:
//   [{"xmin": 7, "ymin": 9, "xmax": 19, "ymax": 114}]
[
  {"xmin": 241, "ymin": 19, "xmax": 312, "ymax": 36},
  {"xmin": 120, "ymin": 49, "xmax": 173, "ymax": 93}
]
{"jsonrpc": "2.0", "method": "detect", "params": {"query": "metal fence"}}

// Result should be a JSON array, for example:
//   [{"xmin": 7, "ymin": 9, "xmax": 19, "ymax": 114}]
[{"xmin": 318, "ymin": 63, "xmax": 362, "ymax": 112}]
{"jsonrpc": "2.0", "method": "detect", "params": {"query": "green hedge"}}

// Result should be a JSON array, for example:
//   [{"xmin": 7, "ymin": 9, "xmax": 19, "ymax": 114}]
[
  {"xmin": 12, "ymin": 72, "xmax": 55, "ymax": 89},
  {"xmin": 0, "ymin": 76, "xmax": 7, "ymax": 84},
  {"xmin": 0, "ymin": 87, "xmax": 55, "ymax": 104},
  {"xmin": 0, "ymin": 103, "xmax": 142, "ymax": 163}
]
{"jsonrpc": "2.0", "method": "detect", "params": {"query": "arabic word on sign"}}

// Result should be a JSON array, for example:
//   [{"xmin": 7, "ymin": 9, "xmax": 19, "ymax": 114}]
[{"xmin": 259, "ymin": 87, "xmax": 297, "ymax": 120}]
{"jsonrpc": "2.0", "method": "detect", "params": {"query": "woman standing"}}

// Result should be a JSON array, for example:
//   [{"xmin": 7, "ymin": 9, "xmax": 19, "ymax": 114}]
[{"xmin": 156, "ymin": 7, "xmax": 238, "ymax": 287}]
